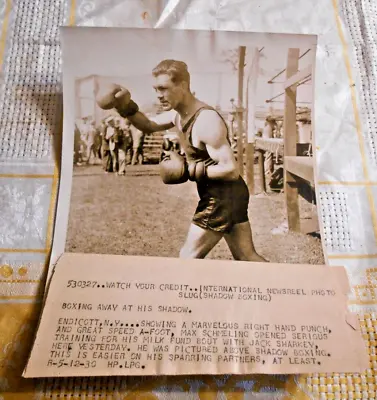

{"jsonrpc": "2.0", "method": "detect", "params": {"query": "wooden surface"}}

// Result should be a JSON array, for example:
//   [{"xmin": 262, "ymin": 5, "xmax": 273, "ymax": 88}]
[
  {"xmin": 246, "ymin": 143, "xmax": 255, "ymax": 194},
  {"xmin": 143, "ymin": 132, "xmax": 164, "ymax": 162},
  {"xmin": 284, "ymin": 64, "xmax": 312, "ymax": 89},
  {"xmin": 284, "ymin": 156, "xmax": 315, "ymax": 185},
  {"xmin": 284, "ymin": 48, "xmax": 300, "ymax": 232},
  {"xmin": 245, "ymin": 47, "xmax": 260, "ymax": 194},
  {"xmin": 257, "ymin": 149, "xmax": 266, "ymax": 192},
  {"xmin": 236, "ymin": 46, "xmax": 246, "ymax": 177},
  {"xmin": 255, "ymin": 138, "xmax": 284, "ymax": 155}
]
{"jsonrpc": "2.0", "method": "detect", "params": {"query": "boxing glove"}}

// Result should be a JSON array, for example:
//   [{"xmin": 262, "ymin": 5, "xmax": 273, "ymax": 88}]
[
  {"xmin": 159, "ymin": 151, "xmax": 189, "ymax": 185},
  {"xmin": 96, "ymin": 83, "xmax": 128, "ymax": 110},
  {"xmin": 163, "ymin": 137, "xmax": 181, "ymax": 152},
  {"xmin": 188, "ymin": 158, "xmax": 217, "ymax": 182},
  {"xmin": 96, "ymin": 83, "xmax": 139, "ymax": 117}
]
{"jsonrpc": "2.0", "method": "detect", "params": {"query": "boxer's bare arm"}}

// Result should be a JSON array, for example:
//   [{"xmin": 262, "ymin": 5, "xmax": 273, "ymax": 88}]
[
  {"xmin": 127, "ymin": 111, "xmax": 174, "ymax": 134},
  {"xmin": 193, "ymin": 111, "xmax": 239, "ymax": 181},
  {"xmin": 96, "ymin": 84, "xmax": 174, "ymax": 133}
]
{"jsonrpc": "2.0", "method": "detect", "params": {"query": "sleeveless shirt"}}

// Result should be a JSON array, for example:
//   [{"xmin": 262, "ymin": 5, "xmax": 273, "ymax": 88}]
[
  {"xmin": 174, "ymin": 104, "xmax": 248, "ymax": 201},
  {"xmin": 175, "ymin": 104, "xmax": 231, "ymax": 163}
]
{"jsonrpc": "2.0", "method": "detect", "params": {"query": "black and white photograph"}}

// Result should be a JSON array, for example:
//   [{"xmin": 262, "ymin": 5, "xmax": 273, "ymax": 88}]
[{"xmin": 59, "ymin": 27, "xmax": 324, "ymax": 265}]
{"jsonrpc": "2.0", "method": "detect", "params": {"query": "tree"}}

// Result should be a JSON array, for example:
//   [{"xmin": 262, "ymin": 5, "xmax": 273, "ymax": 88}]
[{"xmin": 220, "ymin": 48, "xmax": 245, "ymax": 71}]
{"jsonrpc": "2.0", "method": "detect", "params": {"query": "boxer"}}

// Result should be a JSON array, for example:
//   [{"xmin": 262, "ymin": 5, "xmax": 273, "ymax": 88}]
[{"xmin": 95, "ymin": 60, "xmax": 266, "ymax": 262}]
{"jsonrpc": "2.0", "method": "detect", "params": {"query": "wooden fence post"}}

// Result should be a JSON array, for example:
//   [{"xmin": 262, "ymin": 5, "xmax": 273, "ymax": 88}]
[
  {"xmin": 75, "ymin": 79, "xmax": 82, "ymax": 121},
  {"xmin": 245, "ymin": 47, "xmax": 260, "ymax": 194},
  {"xmin": 237, "ymin": 46, "xmax": 246, "ymax": 178},
  {"xmin": 284, "ymin": 48, "xmax": 300, "ymax": 232}
]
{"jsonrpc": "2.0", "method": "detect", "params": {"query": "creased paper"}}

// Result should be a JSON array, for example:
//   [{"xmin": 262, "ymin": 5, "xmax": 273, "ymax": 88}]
[{"xmin": 23, "ymin": 253, "xmax": 368, "ymax": 377}]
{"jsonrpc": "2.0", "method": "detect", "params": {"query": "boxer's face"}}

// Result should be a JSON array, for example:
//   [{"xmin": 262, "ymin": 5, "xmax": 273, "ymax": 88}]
[{"xmin": 153, "ymin": 74, "xmax": 187, "ymax": 111}]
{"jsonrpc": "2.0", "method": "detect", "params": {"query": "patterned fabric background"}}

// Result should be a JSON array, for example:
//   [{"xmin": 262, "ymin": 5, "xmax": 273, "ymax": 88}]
[{"xmin": 1, "ymin": 0, "xmax": 376, "ymax": 399}]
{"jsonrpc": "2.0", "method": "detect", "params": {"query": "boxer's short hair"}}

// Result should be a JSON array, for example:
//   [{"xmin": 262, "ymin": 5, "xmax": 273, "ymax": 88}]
[{"xmin": 152, "ymin": 60, "xmax": 190, "ymax": 87}]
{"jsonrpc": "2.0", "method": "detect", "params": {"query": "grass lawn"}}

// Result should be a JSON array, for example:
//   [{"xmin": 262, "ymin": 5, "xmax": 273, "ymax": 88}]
[{"xmin": 66, "ymin": 164, "xmax": 325, "ymax": 265}]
